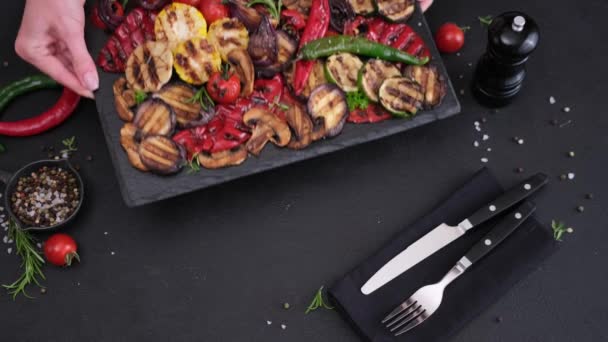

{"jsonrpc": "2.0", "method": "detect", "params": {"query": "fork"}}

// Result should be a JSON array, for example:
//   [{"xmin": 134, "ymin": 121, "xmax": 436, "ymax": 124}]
[{"xmin": 382, "ymin": 201, "xmax": 536, "ymax": 336}]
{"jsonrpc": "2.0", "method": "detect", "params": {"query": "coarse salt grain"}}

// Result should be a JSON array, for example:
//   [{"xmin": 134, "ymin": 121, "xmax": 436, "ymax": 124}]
[
  {"xmin": 568, "ymin": 173, "xmax": 575, "ymax": 180},
  {"xmin": 487, "ymin": 147, "xmax": 492, "ymax": 152},
  {"xmin": 111, "ymin": 251, "xmax": 115, "ymax": 255},
  {"xmin": 267, "ymin": 321, "xmax": 272, "ymax": 325},
  {"xmin": 475, "ymin": 126, "xmax": 482, "ymax": 132},
  {"xmin": 481, "ymin": 158, "xmax": 489, "ymax": 163},
  {"xmin": 7, "ymin": 247, "xmax": 12, "ymax": 254},
  {"xmin": 473, "ymin": 141, "xmax": 479, "ymax": 147},
  {"xmin": 2, "ymin": 236, "xmax": 7, "ymax": 243},
  {"xmin": 563, "ymin": 107, "xmax": 571, "ymax": 113},
  {"xmin": 549, "ymin": 96, "xmax": 556, "ymax": 104},
  {"xmin": 518, "ymin": 139, "xmax": 524, "ymax": 145},
  {"xmin": 482, "ymin": 134, "xmax": 490, "ymax": 141},
  {"xmin": 281, "ymin": 324, "xmax": 287, "ymax": 330}
]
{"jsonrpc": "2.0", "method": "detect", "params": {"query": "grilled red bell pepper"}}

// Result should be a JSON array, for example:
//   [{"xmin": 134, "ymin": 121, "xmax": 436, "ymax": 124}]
[
  {"xmin": 281, "ymin": 9, "xmax": 307, "ymax": 31},
  {"xmin": 293, "ymin": 0, "xmax": 330, "ymax": 95},
  {"xmin": 347, "ymin": 104, "xmax": 391, "ymax": 124}
]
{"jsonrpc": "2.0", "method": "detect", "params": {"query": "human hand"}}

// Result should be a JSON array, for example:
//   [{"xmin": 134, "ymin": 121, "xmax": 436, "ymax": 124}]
[
  {"xmin": 15, "ymin": 0, "xmax": 98, "ymax": 99},
  {"xmin": 419, "ymin": 0, "xmax": 434, "ymax": 12}
]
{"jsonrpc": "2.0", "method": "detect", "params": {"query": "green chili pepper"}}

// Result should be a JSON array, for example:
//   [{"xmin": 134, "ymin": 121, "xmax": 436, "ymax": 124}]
[
  {"xmin": 0, "ymin": 75, "xmax": 59, "ymax": 114},
  {"xmin": 298, "ymin": 35, "xmax": 429, "ymax": 66}
]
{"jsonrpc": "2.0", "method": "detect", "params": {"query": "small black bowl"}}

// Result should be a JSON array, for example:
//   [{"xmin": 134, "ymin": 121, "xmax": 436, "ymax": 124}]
[{"xmin": 0, "ymin": 159, "xmax": 84, "ymax": 231}]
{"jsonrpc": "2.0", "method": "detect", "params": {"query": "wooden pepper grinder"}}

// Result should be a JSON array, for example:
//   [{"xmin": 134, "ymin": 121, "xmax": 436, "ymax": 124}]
[{"xmin": 473, "ymin": 12, "xmax": 540, "ymax": 107}]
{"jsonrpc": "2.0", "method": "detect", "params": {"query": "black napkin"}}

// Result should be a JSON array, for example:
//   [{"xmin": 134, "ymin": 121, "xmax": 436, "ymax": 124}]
[{"xmin": 329, "ymin": 168, "xmax": 557, "ymax": 342}]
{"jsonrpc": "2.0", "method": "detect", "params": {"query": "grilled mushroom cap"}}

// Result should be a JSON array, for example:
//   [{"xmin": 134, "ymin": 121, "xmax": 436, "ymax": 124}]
[
  {"xmin": 120, "ymin": 123, "xmax": 148, "ymax": 172},
  {"xmin": 286, "ymin": 103, "xmax": 313, "ymax": 150},
  {"xmin": 113, "ymin": 77, "xmax": 136, "ymax": 122},
  {"xmin": 227, "ymin": 48, "xmax": 255, "ymax": 97},
  {"xmin": 198, "ymin": 145, "xmax": 248, "ymax": 169},
  {"xmin": 243, "ymin": 108, "xmax": 292, "ymax": 156}
]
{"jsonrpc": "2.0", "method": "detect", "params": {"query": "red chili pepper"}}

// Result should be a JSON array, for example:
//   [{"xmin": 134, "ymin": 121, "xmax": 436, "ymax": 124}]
[
  {"xmin": 0, "ymin": 88, "xmax": 80, "ymax": 137},
  {"xmin": 293, "ymin": 0, "xmax": 330, "ymax": 95},
  {"xmin": 281, "ymin": 9, "xmax": 307, "ymax": 30}
]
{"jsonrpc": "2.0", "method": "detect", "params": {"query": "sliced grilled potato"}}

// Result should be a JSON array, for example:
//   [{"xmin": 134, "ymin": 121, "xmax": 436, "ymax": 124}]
[
  {"xmin": 378, "ymin": 77, "xmax": 424, "ymax": 117},
  {"xmin": 325, "ymin": 53, "xmax": 364, "ymax": 92},
  {"xmin": 154, "ymin": 3, "xmax": 207, "ymax": 50},
  {"xmin": 377, "ymin": 0, "xmax": 415, "ymax": 23},
  {"xmin": 359, "ymin": 59, "xmax": 402, "ymax": 102},
  {"xmin": 133, "ymin": 98, "xmax": 176, "ymax": 136},
  {"xmin": 173, "ymin": 37, "xmax": 222, "ymax": 85},
  {"xmin": 207, "ymin": 18, "xmax": 249, "ymax": 62},
  {"xmin": 198, "ymin": 145, "xmax": 248, "ymax": 169},
  {"xmin": 120, "ymin": 123, "xmax": 148, "ymax": 172},
  {"xmin": 403, "ymin": 65, "xmax": 446, "ymax": 108},
  {"xmin": 125, "ymin": 41, "xmax": 173, "ymax": 92},
  {"xmin": 154, "ymin": 83, "xmax": 203, "ymax": 127},
  {"xmin": 139, "ymin": 135, "xmax": 185, "ymax": 175},
  {"xmin": 348, "ymin": 0, "xmax": 375, "ymax": 15}
]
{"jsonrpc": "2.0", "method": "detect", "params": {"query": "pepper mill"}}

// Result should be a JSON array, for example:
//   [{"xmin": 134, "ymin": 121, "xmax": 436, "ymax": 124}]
[{"xmin": 473, "ymin": 12, "xmax": 540, "ymax": 107}]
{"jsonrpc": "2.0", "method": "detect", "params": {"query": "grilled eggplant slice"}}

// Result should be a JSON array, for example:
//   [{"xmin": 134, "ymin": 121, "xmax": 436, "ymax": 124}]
[
  {"xmin": 300, "ymin": 60, "xmax": 328, "ymax": 98},
  {"xmin": 359, "ymin": 59, "xmax": 402, "ymax": 102},
  {"xmin": 256, "ymin": 30, "xmax": 298, "ymax": 78},
  {"xmin": 120, "ymin": 123, "xmax": 148, "ymax": 172},
  {"xmin": 133, "ymin": 98, "xmax": 176, "ymax": 136},
  {"xmin": 227, "ymin": 49, "xmax": 255, "ymax": 97},
  {"xmin": 154, "ymin": 3, "xmax": 207, "ymax": 50},
  {"xmin": 348, "ymin": 0, "xmax": 375, "ymax": 15},
  {"xmin": 207, "ymin": 18, "xmax": 249, "ymax": 61},
  {"xmin": 154, "ymin": 83, "xmax": 206, "ymax": 127},
  {"xmin": 125, "ymin": 41, "xmax": 174, "ymax": 92},
  {"xmin": 403, "ymin": 65, "xmax": 446, "ymax": 108},
  {"xmin": 378, "ymin": 77, "xmax": 424, "ymax": 117},
  {"xmin": 286, "ymin": 102, "xmax": 313, "ymax": 150},
  {"xmin": 138, "ymin": 135, "xmax": 185, "ymax": 175},
  {"xmin": 307, "ymin": 84, "xmax": 349, "ymax": 139},
  {"xmin": 198, "ymin": 145, "xmax": 248, "ymax": 169},
  {"xmin": 325, "ymin": 53, "xmax": 363, "ymax": 92},
  {"xmin": 243, "ymin": 108, "xmax": 291, "ymax": 155},
  {"xmin": 173, "ymin": 37, "xmax": 222, "ymax": 85},
  {"xmin": 377, "ymin": 0, "xmax": 415, "ymax": 23},
  {"xmin": 113, "ymin": 77, "xmax": 137, "ymax": 122}
]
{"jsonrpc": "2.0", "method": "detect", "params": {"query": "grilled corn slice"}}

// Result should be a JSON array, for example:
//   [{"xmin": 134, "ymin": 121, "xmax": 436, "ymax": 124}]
[
  {"xmin": 155, "ymin": 3, "xmax": 207, "ymax": 50},
  {"xmin": 125, "ymin": 41, "xmax": 173, "ymax": 92},
  {"xmin": 207, "ymin": 18, "xmax": 249, "ymax": 61},
  {"xmin": 173, "ymin": 37, "xmax": 221, "ymax": 85}
]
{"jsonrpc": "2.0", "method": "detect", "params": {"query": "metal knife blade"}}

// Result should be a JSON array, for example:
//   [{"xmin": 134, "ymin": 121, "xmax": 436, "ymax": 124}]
[{"xmin": 361, "ymin": 222, "xmax": 469, "ymax": 295}]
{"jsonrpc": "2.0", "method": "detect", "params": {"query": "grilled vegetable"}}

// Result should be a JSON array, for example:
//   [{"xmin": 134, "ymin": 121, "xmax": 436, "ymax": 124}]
[
  {"xmin": 300, "ymin": 60, "xmax": 328, "ymax": 98},
  {"xmin": 376, "ymin": 0, "xmax": 414, "ymax": 23},
  {"xmin": 0, "ymin": 75, "xmax": 59, "ymax": 114},
  {"xmin": 227, "ymin": 0, "xmax": 263, "ymax": 31},
  {"xmin": 138, "ymin": 0, "xmax": 170, "ymax": 10},
  {"xmin": 113, "ymin": 77, "xmax": 137, "ymax": 122},
  {"xmin": 207, "ymin": 72, "xmax": 241, "ymax": 104},
  {"xmin": 255, "ymin": 30, "xmax": 298, "ymax": 78},
  {"xmin": 138, "ymin": 135, "xmax": 185, "ymax": 175},
  {"xmin": 154, "ymin": 83, "xmax": 205, "ymax": 127},
  {"xmin": 307, "ymin": 84, "xmax": 349, "ymax": 138},
  {"xmin": 329, "ymin": 0, "xmax": 355, "ymax": 32},
  {"xmin": 358, "ymin": 59, "xmax": 401, "ymax": 102},
  {"xmin": 207, "ymin": 18, "xmax": 249, "ymax": 61},
  {"xmin": 227, "ymin": 49, "xmax": 255, "ymax": 96},
  {"xmin": 133, "ymin": 98, "xmax": 176, "ymax": 136},
  {"xmin": 347, "ymin": 0, "xmax": 375, "ymax": 15},
  {"xmin": 120, "ymin": 123, "xmax": 148, "ymax": 172},
  {"xmin": 173, "ymin": 37, "xmax": 222, "ymax": 85},
  {"xmin": 403, "ymin": 65, "xmax": 446, "ymax": 108},
  {"xmin": 154, "ymin": 3, "xmax": 207, "ymax": 50},
  {"xmin": 378, "ymin": 77, "xmax": 423, "ymax": 117},
  {"xmin": 198, "ymin": 145, "xmax": 248, "ymax": 169},
  {"xmin": 243, "ymin": 108, "xmax": 292, "ymax": 156},
  {"xmin": 125, "ymin": 41, "xmax": 174, "ymax": 92},
  {"xmin": 286, "ymin": 102, "xmax": 313, "ymax": 149},
  {"xmin": 324, "ymin": 53, "xmax": 363, "ymax": 92},
  {"xmin": 248, "ymin": 16, "xmax": 278, "ymax": 67},
  {"xmin": 282, "ymin": 0, "xmax": 312, "ymax": 13}
]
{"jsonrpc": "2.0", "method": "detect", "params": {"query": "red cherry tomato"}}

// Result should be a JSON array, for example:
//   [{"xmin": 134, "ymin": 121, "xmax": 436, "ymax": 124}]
[
  {"xmin": 173, "ymin": 0, "xmax": 201, "ymax": 6},
  {"xmin": 206, "ymin": 72, "xmax": 241, "ymax": 104},
  {"xmin": 198, "ymin": 0, "xmax": 229, "ymax": 24},
  {"xmin": 435, "ymin": 23, "xmax": 465, "ymax": 54},
  {"xmin": 43, "ymin": 233, "xmax": 80, "ymax": 267}
]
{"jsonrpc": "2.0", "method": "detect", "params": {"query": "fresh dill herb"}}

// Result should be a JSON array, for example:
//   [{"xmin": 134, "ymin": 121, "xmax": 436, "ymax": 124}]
[
  {"xmin": 479, "ymin": 15, "xmax": 493, "ymax": 26},
  {"xmin": 551, "ymin": 220, "xmax": 573, "ymax": 241},
  {"xmin": 305, "ymin": 286, "xmax": 334, "ymax": 314},
  {"xmin": 186, "ymin": 154, "xmax": 201, "ymax": 174},
  {"xmin": 60, "ymin": 136, "xmax": 78, "ymax": 156}
]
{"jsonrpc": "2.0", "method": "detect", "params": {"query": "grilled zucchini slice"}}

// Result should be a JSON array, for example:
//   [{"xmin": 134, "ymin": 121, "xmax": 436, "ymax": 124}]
[
  {"xmin": 173, "ymin": 37, "xmax": 222, "ymax": 85},
  {"xmin": 378, "ymin": 77, "xmax": 424, "ymax": 117},
  {"xmin": 348, "ymin": 0, "xmax": 375, "ymax": 15},
  {"xmin": 307, "ymin": 84, "xmax": 349, "ymax": 138},
  {"xmin": 155, "ymin": 3, "xmax": 207, "ymax": 50},
  {"xmin": 139, "ymin": 135, "xmax": 185, "ymax": 175},
  {"xmin": 376, "ymin": 0, "xmax": 415, "ymax": 23},
  {"xmin": 120, "ymin": 123, "xmax": 148, "ymax": 172},
  {"xmin": 324, "ymin": 53, "xmax": 364, "ymax": 92},
  {"xmin": 154, "ymin": 83, "xmax": 203, "ymax": 127},
  {"xmin": 125, "ymin": 41, "xmax": 173, "ymax": 92},
  {"xmin": 207, "ymin": 18, "xmax": 249, "ymax": 62},
  {"xmin": 358, "ymin": 59, "xmax": 402, "ymax": 102},
  {"xmin": 403, "ymin": 65, "xmax": 446, "ymax": 108},
  {"xmin": 133, "ymin": 98, "xmax": 176, "ymax": 136}
]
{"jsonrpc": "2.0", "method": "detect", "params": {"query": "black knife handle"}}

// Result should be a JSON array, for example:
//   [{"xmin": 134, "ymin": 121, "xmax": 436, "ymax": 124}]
[
  {"xmin": 462, "ymin": 202, "xmax": 536, "ymax": 266},
  {"xmin": 466, "ymin": 173, "xmax": 547, "ymax": 227}
]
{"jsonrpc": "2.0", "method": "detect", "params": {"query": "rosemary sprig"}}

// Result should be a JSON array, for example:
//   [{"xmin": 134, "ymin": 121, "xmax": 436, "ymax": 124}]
[
  {"xmin": 478, "ymin": 15, "xmax": 493, "ymax": 26},
  {"xmin": 60, "ymin": 136, "xmax": 78, "ymax": 156},
  {"xmin": 551, "ymin": 220, "xmax": 573, "ymax": 241},
  {"xmin": 2, "ymin": 220, "xmax": 46, "ymax": 299},
  {"xmin": 187, "ymin": 86, "xmax": 215, "ymax": 112},
  {"xmin": 305, "ymin": 286, "xmax": 334, "ymax": 314},
  {"xmin": 135, "ymin": 90, "xmax": 148, "ymax": 105},
  {"xmin": 247, "ymin": 0, "xmax": 282, "ymax": 20},
  {"xmin": 186, "ymin": 154, "xmax": 201, "ymax": 174}
]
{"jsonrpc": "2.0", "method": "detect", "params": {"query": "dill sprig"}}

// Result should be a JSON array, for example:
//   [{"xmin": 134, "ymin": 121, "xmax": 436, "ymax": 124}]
[
  {"xmin": 305, "ymin": 286, "xmax": 334, "ymax": 314},
  {"xmin": 478, "ymin": 15, "xmax": 493, "ymax": 26},
  {"xmin": 186, "ymin": 154, "xmax": 201, "ymax": 174},
  {"xmin": 551, "ymin": 220, "xmax": 573, "ymax": 241},
  {"xmin": 60, "ymin": 136, "xmax": 78, "ymax": 156}
]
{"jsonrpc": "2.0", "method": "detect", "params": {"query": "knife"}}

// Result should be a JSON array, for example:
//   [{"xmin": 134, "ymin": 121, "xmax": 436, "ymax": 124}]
[{"xmin": 361, "ymin": 173, "xmax": 548, "ymax": 295}]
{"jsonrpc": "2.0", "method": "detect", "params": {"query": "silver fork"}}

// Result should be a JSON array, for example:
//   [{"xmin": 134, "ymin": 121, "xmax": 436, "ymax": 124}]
[{"xmin": 382, "ymin": 202, "xmax": 536, "ymax": 336}]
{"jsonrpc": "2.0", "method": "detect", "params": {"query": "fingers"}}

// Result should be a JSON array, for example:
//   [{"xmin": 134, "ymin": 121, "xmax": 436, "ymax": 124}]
[
  {"xmin": 418, "ymin": 0, "xmax": 434, "ymax": 12},
  {"xmin": 62, "ymin": 29, "xmax": 99, "ymax": 95}
]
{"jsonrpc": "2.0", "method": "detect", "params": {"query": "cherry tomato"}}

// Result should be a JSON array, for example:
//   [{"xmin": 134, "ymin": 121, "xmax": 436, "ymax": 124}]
[
  {"xmin": 198, "ymin": 0, "xmax": 229, "ymax": 24},
  {"xmin": 435, "ymin": 23, "xmax": 465, "ymax": 54},
  {"xmin": 206, "ymin": 72, "xmax": 241, "ymax": 104},
  {"xmin": 173, "ymin": 0, "xmax": 201, "ymax": 6},
  {"xmin": 43, "ymin": 233, "xmax": 80, "ymax": 267}
]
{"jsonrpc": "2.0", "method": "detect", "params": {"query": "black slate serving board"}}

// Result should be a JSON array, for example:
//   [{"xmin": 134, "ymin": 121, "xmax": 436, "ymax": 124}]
[{"xmin": 92, "ymin": 5, "xmax": 461, "ymax": 207}]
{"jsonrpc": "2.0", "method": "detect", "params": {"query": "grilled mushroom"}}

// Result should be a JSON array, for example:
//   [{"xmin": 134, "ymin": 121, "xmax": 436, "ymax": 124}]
[
  {"xmin": 133, "ymin": 98, "xmax": 176, "ymax": 137},
  {"xmin": 227, "ymin": 48, "xmax": 255, "ymax": 97},
  {"xmin": 138, "ymin": 135, "xmax": 185, "ymax": 175},
  {"xmin": 243, "ymin": 108, "xmax": 291, "ymax": 156},
  {"xmin": 120, "ymin": 123, "xmax": 148, "ymax": 172},
  {"xmin": 198, "ymin": 145, "xmax": 248, "ymax": 169},
  {"xmin": 113, "ymin": 77, "xmax": 136, "ymax": 122},
  {"xmin": 286, "ymin": 103, "xmax": 313, "ymax": 150}
]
